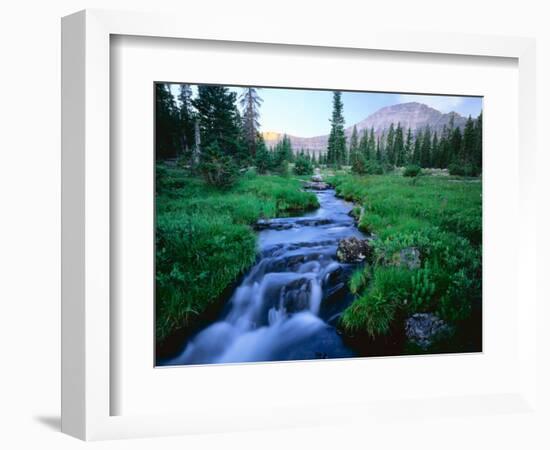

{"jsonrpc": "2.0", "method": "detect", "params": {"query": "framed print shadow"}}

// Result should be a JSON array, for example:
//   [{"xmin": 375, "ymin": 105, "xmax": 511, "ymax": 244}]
[{"xmin": 154, "ymin": 84, "xmax": 483, "ymax": 367}]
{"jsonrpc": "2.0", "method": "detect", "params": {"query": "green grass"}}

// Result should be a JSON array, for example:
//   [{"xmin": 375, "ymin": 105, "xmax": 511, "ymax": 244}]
[
  {"xmin": 342, "ymin": 266, "xmax": 412, "ymax": 337},
  {"xmin": 332, "ymin": 174, "xmax": 481, "ymax": 244},
  {"xmin": 155, "ymin": 166, "xmax": 318, "ymax": 343},
  {"xmin": 333, "ymin": 174, "xmax": 482, "ymax": 338}
]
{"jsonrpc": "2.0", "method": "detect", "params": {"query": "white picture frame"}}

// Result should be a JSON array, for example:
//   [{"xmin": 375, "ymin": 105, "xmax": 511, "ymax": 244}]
[{"xmin": 61, "ymin": 9, "xmax": 538, "ymax": 441}]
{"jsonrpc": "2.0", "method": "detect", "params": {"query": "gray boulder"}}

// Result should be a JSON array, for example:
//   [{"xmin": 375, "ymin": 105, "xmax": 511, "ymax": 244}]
[
  {"xmin": 336, "ymin": 237, "xmax": 372, "ymax": 263},
  {"xmin": 394, "ymin": 247, "xmax": 421, "ymax": 270},
  {"xmin": 405, "ymin": 313, "xmax": 452, "ymax": 349}
]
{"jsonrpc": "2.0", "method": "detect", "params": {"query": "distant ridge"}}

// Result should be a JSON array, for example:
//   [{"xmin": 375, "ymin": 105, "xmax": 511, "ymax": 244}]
[{"xmin": 262, "ymin": 102, "xmax": 469, "ymax": 156}]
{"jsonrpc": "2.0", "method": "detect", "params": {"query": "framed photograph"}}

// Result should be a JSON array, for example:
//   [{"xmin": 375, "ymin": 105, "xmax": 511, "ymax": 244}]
[
  {"xmin": 62, "ymin": 9, "xmax": 538, "ymax": 440},
  {"xmin": 153, "ymin": 82, "xmax": 483, "ymax": 368}
]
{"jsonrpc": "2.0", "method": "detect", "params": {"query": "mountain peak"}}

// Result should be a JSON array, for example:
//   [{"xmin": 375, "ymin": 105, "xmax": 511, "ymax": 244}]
[
  {"xmin": 353, "ymin": 102, "xmax": 465, "ymax": 134},
  {"xmin": 262, "ymin": 102, "xmax": 468, "ymax": 154}
]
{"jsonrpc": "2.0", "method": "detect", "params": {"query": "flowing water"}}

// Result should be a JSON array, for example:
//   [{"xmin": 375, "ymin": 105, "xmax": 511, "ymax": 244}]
[{"xmin": 163, "ymin": 188, "xmax": 366, "ymax": 366}]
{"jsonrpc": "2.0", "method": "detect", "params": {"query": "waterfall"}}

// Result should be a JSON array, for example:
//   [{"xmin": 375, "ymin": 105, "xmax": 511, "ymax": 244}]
[{"xmin": 164, "ymin": 189, "xmax": 365, "ymax": 366}]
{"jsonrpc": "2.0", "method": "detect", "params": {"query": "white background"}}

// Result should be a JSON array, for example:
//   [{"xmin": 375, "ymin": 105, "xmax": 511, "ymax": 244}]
[{"xmin": 0, "ymin": 0, "xmax": 548, "ymax": 449}]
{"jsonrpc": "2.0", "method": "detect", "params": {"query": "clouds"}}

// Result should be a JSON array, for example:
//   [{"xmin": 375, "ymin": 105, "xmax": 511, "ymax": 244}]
[{"xmin": 397, "ymin": 94, "xmax": 465, "ymax": 113}]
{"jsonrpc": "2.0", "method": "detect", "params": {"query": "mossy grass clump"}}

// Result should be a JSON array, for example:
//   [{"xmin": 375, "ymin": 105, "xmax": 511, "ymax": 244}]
[{"xmin": 403, "ymin": 164, "xmax": 422, "ymax": 177}]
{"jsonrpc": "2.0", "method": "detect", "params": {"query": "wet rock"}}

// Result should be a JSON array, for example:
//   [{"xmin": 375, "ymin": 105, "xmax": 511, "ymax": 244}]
[
  {"xmin": 392, "ymin": 247, "xmax": 421, "ymax": 269},
  {"xmin": 265, "ymin": 252, "xmax": 326, "ymax": 273},
  {"xmin": 311, "ymin": 174, "xmax": 324, "ymax": 182},
  {"xmin": 254, "ymin": 219, "xmax": 294, "ymax": 231},
  {"xmin": 296, "ymin": 218, "xmax": 334, "ymax": 227},
  {"xmin": 323, "ymin": 281, "xmax": 346, "ymax": 301},
  {"xmin": 405, "ymin": 313, "xmax": 453, "ymax": 350},
  {"xmin": 256, "ymin": 217, "xmax": 335, "ymax": 231},
  {"xmin": 336, "ymin": 237, "xmax": 372, "ymax": 263},
  {"xmin": 303, "ymin": 181, "xmax": 330, "ymax": 190},
  {"xmin": 281, "ymin": 278, "xmax": 312, "ymax": 313},
  {"xmin": 324, "ymin": 266, "xmax": 343, "ymax": 287},
  {"xmin": 263, "ymin": 240, "xmax": 337, "ymax": 256}
]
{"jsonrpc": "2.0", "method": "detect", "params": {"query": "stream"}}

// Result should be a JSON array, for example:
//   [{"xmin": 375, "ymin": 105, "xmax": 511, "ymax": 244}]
[{"xmin": 163, "ymin": 188, "xmax": 366, "ymax": 366}]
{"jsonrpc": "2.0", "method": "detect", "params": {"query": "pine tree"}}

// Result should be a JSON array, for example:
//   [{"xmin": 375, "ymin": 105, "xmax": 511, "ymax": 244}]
[
  {"xmin": 233, "ymin": 108, "xmax": 251, "ymax": 166},
  {"xmin": 349, "ymin": 125, "xmax": 360, "ymax": 166},
  {"xmin": 175, "ymin": 84, "xmax": 196, "ymax": 160},
  {"xmin": 436, "ymin": 125, "xmax": 448, "ymax": 168},
  {"xmin": 474, "ymin": 112, "xmax": 483, "ymax": 172},
  {"xmin": 420, "ymin": 126, "xmax": 432, "ymax": 168},
  {"xmin": 404, "ymin": 128, "xmax": 413, "ymax": 164},
  {"xmin": 367, "ymin": 127, "xmax": 376, "ymax": 160},
  {"xmin": 376, "ymin": 134, "xmax": 383, "ymax": 161},
  {"xmin": 273, "ymin": 134, "xmax": 293, "ymax": 167},
  {"xmin": 462, "ymin": 116, "xmax": 476, "ymax": 166},
  {"xmin": 193, "ymin": 85, "xmax": 242, "ymax": 159},
  {"xmin": 359, "ymin": 129, "xmax": 369, "ymax": 160},
  {"xmin": 155, "ymin": 83, "xmax": 180, "ymax": 159},
  {"xmin": 450, "ymin": 126, "xmax": 463, "ymax": 164},
  {"xmin": 385, "ymin": 123, "xmax": 395, "ymax": 164},
  {"xmin": 412, "ymin": 131, "xmax": 421, "ymax": 165},
  {"xmin": 254, "ymin": 135, "xmax": 271, "ymax": 174},
  {"xmin": 239, "ymin": 87, "xmax": 263, "ymax": 158},
  {"xmin": 430, "ymin": 131, "xmax": 439, "ymax": 167},
  {"xmin": 326, "ymin": 91, "xmax": 346, "ymax": 167},
  {"xmin": 393, "ymin": 123, "xmax": 404, "ymax": 166}
]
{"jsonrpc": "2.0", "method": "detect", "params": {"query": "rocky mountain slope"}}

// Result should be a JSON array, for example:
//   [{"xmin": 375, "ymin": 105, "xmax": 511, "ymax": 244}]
[{"xmin": 262, "ymin": 102, "xmax": 468, "ymax": 155}]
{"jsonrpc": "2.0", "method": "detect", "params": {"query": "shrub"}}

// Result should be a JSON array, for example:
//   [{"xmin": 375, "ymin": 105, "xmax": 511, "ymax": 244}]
[
  {"xmin": 272, "ymin": 159, "xmax": 289, "ymax": 177},
  {"xmin": 156, "ymin": 164, "xmax": 185, "ymax": 194},
  {"xmin": 365, "ymin": 160, "xmax": 384, "ymax": 175},
  {"xmin": 351, "ymin": 155, "xmax": 384, "ymax": 175},
  {"xmin": 293, "ymin": 155, "xmax": 313, "ymax": 175},
  {"xmin": 403, "ymin": 164, "xmax": 422, "ymax": 177},
  {"xmin": 254, "ymin": 143, "xmax": 271, "ymax": 175},
  {"xmin": 448, "ymin": 162, "xmax": 481, "ymax": 177},
  {"xmin": 199, "ymin": 142, "xmax": 239, "ymax": 189},
  {"xmin": 410, "ymin": 263, "xmax": 436, "ymax": 312},
  {"xmin": 351, "ymin": 154, "xmax": 367, "ymax": 174}
]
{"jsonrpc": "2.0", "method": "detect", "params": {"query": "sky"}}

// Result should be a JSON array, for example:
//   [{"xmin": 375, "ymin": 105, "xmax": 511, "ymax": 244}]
[{"xmin": 169, "ymin": 84, "xmax": 483, "ymax": 138}]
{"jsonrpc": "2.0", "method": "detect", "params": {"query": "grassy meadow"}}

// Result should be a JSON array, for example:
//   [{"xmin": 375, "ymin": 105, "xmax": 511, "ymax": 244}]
[
  {"xmin": 156, "ymin": 163, "xmax": 482, "ymax": 357},
  {"xmin": 155, "ymin": 165, "xmax": 319, "ymax": 343},
  {"xmin": 332, "ymin": 173, "xmax": 482, "ymax": 351}
]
